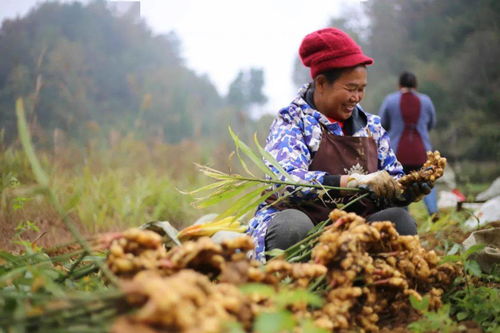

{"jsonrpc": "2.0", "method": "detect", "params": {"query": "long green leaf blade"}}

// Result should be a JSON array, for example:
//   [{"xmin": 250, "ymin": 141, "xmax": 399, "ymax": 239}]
[
  {"xmin": 16, "ymin": 98, "xmax": 49, "ymax": 187},
  {"xmin": 180, "ymin": 179, "xmax": 234, "ymax": 195},
  {"xmin": 253, "ymin": 133, "xmax": 294, "ymax": 182},
  {"xmin": 229, "ymin": 127, "xmax": 277, "ymax": 180},
  {"xmin": 195, "ymin": 181, "xmax": 258, "ymax": 208},
  {"xmin": 233, "ymin": 142, "xmax": 257, "ymax": 178},
  {"xmin": 216, "ymin": 184, "xmax": 270, "ymax": 220},
  {"xmin": 199, "ymin": 167, "xmax": 238, "ymax": 181},
  {"xmin": 231, "ymin": 188, "xmax": 277, "ymax": 221}
]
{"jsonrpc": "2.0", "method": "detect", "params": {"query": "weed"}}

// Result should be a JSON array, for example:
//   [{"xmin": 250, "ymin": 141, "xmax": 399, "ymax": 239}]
[
  {"xmin": 439, "ymin": 243, "xmax": 499, "ymax": 331},
  {"xmin": 448, "ymin": 286, "xmax": 499, "ymax": 332},
  {"xmin": 408, "ymin": 296, "xmax": 464, "ymax": 333},
  {"xmin": 239, "ymin": 283, "xmax": 328, "ymax": 333}
]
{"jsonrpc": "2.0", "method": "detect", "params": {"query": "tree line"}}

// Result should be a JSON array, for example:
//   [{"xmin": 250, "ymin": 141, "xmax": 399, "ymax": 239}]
[
  {"xmin": 0, "ymin": 0, "xmax": 267, "ymax": 146},
  {"xmin": 294, "ymin": 0, "xmax": 499, "ymax": 165},
  {"xmin": 1, "ymin": 0, "xmax": 498, "ymax": 168}
]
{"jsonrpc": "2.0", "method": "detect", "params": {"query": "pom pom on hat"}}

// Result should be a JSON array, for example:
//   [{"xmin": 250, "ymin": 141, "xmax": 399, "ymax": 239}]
[{"xmin": 299, "ymin": 27, "xmax": 374, "ymax": 78}]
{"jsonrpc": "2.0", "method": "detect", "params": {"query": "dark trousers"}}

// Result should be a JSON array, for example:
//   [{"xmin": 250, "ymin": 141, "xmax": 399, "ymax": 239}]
[{"xmin": 265, "ymin": 208, "xmax": 417, "ymax": 253}]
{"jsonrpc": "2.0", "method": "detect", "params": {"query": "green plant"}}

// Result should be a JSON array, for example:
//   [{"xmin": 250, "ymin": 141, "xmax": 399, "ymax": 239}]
[
  {"xmin": 441, "ymin": 243, "xmax": 485, "ymax": 281},
  {"xmin": 440, "ymin": 243, "xmax": 499, "ymax": 331},
  {"xmin": 15, "ymin": 98, "xmax": 118, "ymax": 285},
  {"xmin": 239, "ymin": 283, "xmax": 328, "ymax": 333},
  {"xmin": 12, "ymin": 220, "xmax": 41, "ymax": 249},
  {"xmin": 0, "ymin": 237, "xmax": 122, "ymax": 332},
  {"xmin": 55, "ymin": 167, "xmax": 194, "ymax": 232},
  {"xmin": 186, "ymin": 127, "xmax": 360, "ymax": 223},
  {"xmin": 0, "ymin": 172, "xmax": 21, "ymax": 225},
  {"xmin": 448, "ymin": 286, "xmax": 499, "ymax": 332},
  {"xmin": 408, "ymin": 295, "xmax": 464, "ymax": 333}
]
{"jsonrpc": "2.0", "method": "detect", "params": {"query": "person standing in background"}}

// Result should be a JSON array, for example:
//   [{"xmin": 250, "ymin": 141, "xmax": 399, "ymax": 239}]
[{"xmin": 379, "ymin": 72, "xmax": 438, "ymax": 216}]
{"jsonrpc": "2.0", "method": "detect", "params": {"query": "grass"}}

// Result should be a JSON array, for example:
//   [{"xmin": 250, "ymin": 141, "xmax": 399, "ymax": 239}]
[
  {"xmin": 0, "ymin": 133, "xmax": 235, "ymax": 250},
  {"xmin": 1, "ymin": 127, "xmax": 495, "ymax": 250}
]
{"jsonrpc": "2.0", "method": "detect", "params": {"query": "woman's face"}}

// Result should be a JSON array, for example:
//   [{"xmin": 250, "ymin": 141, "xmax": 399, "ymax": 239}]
[{"xmin": 314, "ymin": 66, "xmax": 367, "ymax": 121}]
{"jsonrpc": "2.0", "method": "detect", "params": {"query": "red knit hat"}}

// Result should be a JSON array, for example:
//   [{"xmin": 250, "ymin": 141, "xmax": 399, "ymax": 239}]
[{"xmin": 299, "ymin": 27, "xmax": 374, "ymax": 78}]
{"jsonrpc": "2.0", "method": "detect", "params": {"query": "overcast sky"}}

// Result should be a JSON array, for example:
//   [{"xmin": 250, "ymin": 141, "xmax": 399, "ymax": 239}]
[{"xmin": 1, "ymin": 0, "xmax": 365, "ymax": 115}]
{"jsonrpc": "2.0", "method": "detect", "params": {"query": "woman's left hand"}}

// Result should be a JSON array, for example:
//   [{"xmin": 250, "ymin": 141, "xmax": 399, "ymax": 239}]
[{"xmin": 393, "ymin": 181, "xmax": 433, "ymax": 206}]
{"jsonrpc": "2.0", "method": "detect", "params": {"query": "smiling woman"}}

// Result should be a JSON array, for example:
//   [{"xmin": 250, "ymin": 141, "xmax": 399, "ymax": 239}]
[{"xmin": 246, "ymin": 27, "xmax": 434, "ymax": 262}]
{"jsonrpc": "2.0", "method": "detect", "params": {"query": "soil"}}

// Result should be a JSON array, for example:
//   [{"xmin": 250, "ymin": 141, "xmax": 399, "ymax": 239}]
[{"xmin": 0, "ymin": 201, "xmax": 87, "ymax": 253}]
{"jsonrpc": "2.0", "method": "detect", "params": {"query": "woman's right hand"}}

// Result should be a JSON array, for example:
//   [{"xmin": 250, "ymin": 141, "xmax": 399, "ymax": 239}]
[{"xmin": 343, "ymin": 171, "xmax": 401, "ymax": 199}]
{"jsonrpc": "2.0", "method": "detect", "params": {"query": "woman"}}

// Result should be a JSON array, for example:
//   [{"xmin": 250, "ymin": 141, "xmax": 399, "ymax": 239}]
[
  {"xmin": 379, "ymin": 72, "xmax": 438, "ymax": 216},
  {"xmin": 246, "ymin": 28, "xmax": 430, "ymax": 262}
]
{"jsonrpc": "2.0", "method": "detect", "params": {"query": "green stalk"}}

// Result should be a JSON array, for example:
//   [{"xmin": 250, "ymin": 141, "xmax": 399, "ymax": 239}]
[
  {"xmin": 0, "ymin": 291, "xmax": 124, "ymax": 326},
  {"xmin": 49, "ymin": 249, "xmax": 89, "ymax": 263},
  {"xmin": 17, "ymin": 248, "xmax": 87, "ymax": 264},
  {"xmin": 11, "ymin": 303, "xmax": 117, "ymax": 330},
  {"xmin": 308, "ymin": 276, "xmax": 327, "ymax": 292},
  {"xmin": 338, "ymin": 192, "xmax": 370, "ymax": 210},
  {"xmin": 0, "ymin": 288, "xmax": 123, "ymax": 303},
  {"xmin": 284, "ymin": 228, "xmax": 324, "ymax": 261},
  {"xmin": 0, "ymin": 259, "xmax": 61, "ymax": 286},
  {"xmin": 33, "ymin": 302, "xmax": 117, "ymax": 325},
  {"xmin": 69, "ymin": 264, "xmax": 99, "ymax": 280},
  {"xmin": 283, "ymin": 193, "xmax": 370, "ymax": 261},
  {"xmin": 58, "ymin": 251, "xmax": 89, "ymax": 282},
  {"xmin": 2, "ymin": 248, "xmax": 88, "ymax": 267},
  {"xmin": 288, "ymin": 249, "xmax": 313, "ymax": 263},
  {"xmin": 216, "ymin": 175, "xmax": 361, "ymax": 193},
  {"xmin": 0, "ymin": 249, "xmax": 90, "ymax": 283},
  {"xmin": 16, "ymin": 99, "xmax": 119, "ymax": 286}
]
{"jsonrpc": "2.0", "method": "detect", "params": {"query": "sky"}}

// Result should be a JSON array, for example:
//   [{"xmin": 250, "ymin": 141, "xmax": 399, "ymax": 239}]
[{"xmin": 1, "ymin": 0, "xmax": 365, "ymax": 116}]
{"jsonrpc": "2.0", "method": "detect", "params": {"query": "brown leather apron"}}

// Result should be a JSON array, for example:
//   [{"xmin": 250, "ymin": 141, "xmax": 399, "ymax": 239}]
[{"xmin": 267, "ymin": 123, "xmax": 379, "ymax": 224}]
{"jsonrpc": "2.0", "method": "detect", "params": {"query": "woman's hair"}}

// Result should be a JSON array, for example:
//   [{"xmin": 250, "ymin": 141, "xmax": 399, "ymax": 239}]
[
  {"xmin": 399, "ymin": 72, "xmax": 417, "ymax": 88},
  {"xmin": 318, "ymin": 65, "xmax": 365, "ymax": 84}
]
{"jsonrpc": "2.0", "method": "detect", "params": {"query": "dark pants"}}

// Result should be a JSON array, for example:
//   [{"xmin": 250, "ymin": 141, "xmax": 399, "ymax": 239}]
[{"xmin": 265, "ymin": 208, "xmax": 417, "ymax": 253}]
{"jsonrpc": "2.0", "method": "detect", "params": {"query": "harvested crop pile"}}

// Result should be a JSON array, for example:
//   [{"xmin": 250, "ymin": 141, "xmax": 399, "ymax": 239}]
[
  {"xmin": 112, "ymin": 270, "xmax": 254, "ymax": 333},
  {"xmin": 107, "ymin": 229, "xmax": 168, "ymax": 277},
  {"xmin": 107, "ymin": 208, "xmax": 460, "ymax": 332},
  {"xmin": 308, "ymin": 209, "xmax": 458, "ymax": 331}
]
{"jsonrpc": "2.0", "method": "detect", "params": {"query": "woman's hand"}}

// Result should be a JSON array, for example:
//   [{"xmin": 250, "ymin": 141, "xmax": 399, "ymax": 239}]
[
  {"xmin": 344, "ymin": 170, "xmax": 401, "ymax": 199},
  {"xmin": 393, "ymin": 182, "xmax": 433, "ymax": 206}
]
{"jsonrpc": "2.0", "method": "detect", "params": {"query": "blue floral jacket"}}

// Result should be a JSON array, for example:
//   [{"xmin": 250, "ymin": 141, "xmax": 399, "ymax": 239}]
[{"xmin": 246, "ymin": 84, "xmax": 403, "ymax": 262}]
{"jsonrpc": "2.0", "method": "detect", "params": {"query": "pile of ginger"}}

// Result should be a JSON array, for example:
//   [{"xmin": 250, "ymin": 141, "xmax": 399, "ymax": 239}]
[{"xmin": 107, "ymin": 210, "xmax": 458, "ymax": 332}]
